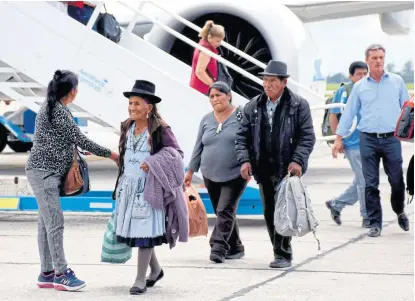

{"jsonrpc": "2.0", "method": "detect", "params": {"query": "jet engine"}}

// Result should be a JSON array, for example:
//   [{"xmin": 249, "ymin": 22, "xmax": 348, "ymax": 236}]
[
  {"xmin": 379, "ymin": 11, "xmax": 413, "ymax": 35},
  {"xmin": 144, "ymin": 0, "xmax": 318, "ymax": 100}
]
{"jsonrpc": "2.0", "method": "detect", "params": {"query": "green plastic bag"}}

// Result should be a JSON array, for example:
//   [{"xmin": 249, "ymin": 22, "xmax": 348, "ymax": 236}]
[{"xmin": 101, "ymin": 213, "xmax": 132, "ymax": 264}]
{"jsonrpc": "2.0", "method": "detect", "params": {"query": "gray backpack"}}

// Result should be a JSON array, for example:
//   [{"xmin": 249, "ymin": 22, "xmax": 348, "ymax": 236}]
[{"xmin": 274, "ymin": 176, "xmax": 321, "ymax": 250}]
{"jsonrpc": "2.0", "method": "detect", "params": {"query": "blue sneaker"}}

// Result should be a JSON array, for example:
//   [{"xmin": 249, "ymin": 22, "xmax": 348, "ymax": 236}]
[
  {"xmin": 37, "ymin": 271, "xmax": 55, "ymax": 288},
  {"xmin": 53, "ymin": 268, "xmax": 86, "ymax": 291}
]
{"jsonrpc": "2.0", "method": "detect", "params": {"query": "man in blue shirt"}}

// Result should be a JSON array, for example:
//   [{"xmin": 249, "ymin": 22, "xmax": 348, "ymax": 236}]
[
  {"xmin": 326, "ymin": 61, "xmax": 369, "ymax": 228},
  {"xmin": 332, "ymin": 44, "xmax": 410, "ymax": 237}
]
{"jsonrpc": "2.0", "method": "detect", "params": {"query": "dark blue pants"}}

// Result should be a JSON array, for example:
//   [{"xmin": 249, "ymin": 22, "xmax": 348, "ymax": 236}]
[
  {"xmin": 67, "ymin": 5, "xmax": 97, "ymax": 31},
  {"xmin": 360, "ymin": 133, "xmax": 405, "ymax": 228}
]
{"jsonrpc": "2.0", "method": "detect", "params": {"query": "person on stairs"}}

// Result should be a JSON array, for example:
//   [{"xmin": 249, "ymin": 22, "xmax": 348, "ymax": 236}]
[
  {"xmin": 67, "ymin": 1, "xmax": 98, "ymax": 31},
  {"xmin": 190, "ymin": 20, "xmax": 225, "ymax": 95},
  {"xmin": 112, "ymin": 80, "xmax": 188, "ymax": 295},
  {"xmin": 26, "ymin": 70, "xmax": 119, "ymax": 291}
]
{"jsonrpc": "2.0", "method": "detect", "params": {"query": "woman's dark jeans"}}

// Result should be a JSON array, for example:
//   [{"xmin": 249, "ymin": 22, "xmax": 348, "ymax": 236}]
[{"xmin": 203, "ymin": 176, "xmax": 247, "ymax": 256}]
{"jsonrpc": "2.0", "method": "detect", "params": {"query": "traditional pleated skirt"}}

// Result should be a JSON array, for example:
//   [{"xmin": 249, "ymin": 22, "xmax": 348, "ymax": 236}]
[{"xmin": 114, "ymin": 174, "xmax": 167, "ymax": 248}]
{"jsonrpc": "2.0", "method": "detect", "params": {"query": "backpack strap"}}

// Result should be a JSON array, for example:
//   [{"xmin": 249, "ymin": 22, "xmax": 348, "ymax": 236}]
[
  {"xmin": 341, "ymin": 82, "xmax": 352, "ymax": 100},
  {"xmin": 287, "ymin": 178, "xmax": 305, "ymax": 235},
  {"xmin": 296, "ymin": 177, "xmax": 321, "ymax": 251}
]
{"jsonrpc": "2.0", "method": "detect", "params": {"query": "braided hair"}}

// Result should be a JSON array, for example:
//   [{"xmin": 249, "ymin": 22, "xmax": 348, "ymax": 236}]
[{"xmin": 46, "ymin": 70, "xmax": 78, "ymax": 123}]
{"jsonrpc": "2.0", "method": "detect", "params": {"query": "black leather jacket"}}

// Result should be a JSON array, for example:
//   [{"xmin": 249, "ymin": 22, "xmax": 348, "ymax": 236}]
[{"xmin": 235, "ymin": 87, "xmax": 316, "ymax": 183}]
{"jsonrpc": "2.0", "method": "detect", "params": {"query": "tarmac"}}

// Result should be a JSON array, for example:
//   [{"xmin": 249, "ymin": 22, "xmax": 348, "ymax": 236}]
[{"xmin": 0, "ymin": 141, "xmax": 414, "ymax": 301}]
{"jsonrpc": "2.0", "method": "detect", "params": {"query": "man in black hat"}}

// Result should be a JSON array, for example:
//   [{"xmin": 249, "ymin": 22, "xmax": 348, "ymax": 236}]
[{"xmin": 235, "ymin": 60, "xmax": 316, "ymax": 268}]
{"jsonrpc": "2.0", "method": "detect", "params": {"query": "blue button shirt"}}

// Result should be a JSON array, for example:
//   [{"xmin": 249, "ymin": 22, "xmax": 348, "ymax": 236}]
[
  {"xmin": 337, "ymin": 72, "xmax": 410, "ymax": 137},
  {"xmin": 330, "ymin": 83, "xmax": 360, "ymax": 149},
  {"xmin": 266, "ymin": 94, "xmax": 282, "ymax": 130}
]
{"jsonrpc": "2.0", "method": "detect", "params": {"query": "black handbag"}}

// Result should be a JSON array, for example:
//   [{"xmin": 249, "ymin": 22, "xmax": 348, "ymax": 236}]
[
  {"xmin": 206, "ymin": 60, "xmax": 234, "ymax": 89},
  {"xmin": 97, "ymin": 5, "xmax": 121, "ymax": 43},
  {"xmin": 217, "ymin": 61, "xmax": 234, "ymax": 89}
]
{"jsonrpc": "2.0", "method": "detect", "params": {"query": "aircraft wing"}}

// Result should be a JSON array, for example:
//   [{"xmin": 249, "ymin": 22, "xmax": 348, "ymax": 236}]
[{"xmin": 287, "ymin": 1, "xmax": 414, "ymax": 23}]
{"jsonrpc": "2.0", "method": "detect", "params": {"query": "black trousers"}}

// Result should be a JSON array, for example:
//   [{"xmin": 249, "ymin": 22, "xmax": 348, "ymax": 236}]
[
  {"xmin": 258, "ymin": 176, "xmax": 293, "ymax": 261},
  {"xmin": 360, "ymin": 133, "xmax": 405, "ymax": 228},
  {"xmin": 203, "ymin": 176, "xmax": 247, "ymax": 255}
]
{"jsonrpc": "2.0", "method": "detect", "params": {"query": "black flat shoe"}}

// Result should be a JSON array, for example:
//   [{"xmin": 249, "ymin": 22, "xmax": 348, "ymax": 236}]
[
  {"xmin": 325, "ymin": 201, "xmax": 341, "ymax": 225},
  {"xmin": 225, "ymin": 251, "xmax": 245, "ymax": 260},
  {"xmin": 210, "ymin": 253, "xmax": 225, "ymax": 263},
  {"xmin": 146, "ymin": 269, "xmax": 164, "ymax": 288},
  {"xmin": 130, "ymin": 286, "xmax": 147, "ymax": 295}
]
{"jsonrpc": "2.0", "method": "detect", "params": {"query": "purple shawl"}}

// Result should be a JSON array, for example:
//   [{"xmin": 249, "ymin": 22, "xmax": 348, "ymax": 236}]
[{"xmin": 144, "ymin": 147, "xmax": 189, "ymax": 248}]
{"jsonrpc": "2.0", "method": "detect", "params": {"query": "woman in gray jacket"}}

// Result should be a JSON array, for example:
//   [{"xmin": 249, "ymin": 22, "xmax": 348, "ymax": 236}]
[
  {"xmin": 26, "ymin": 70, "xmax": 119, "ymax": 292},
  {"xmin": 185, "ymin": 81, "xmax": 248, "ymax": 263}
]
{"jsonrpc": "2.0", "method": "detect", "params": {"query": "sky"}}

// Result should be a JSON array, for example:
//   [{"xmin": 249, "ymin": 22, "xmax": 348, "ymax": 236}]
[{"xmin": 304, "ymin": 12, "xmax": 414, "ymax": 76}]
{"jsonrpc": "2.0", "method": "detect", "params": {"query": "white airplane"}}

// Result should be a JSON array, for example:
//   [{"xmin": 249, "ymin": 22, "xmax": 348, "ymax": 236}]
[
  {"xmin": 0, "ymin": 1, "xmax": 412, "ymax": 162},
  {"xmin": 0, "ymin": 0, "xmax": 413, "ymax": 201},
  {"xmin": 104, "ymin": 0, "xmax": 414, "ymax": 101}
]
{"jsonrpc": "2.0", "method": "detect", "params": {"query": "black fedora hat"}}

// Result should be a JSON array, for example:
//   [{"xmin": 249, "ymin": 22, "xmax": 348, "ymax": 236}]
[
  {"xmin": 123, "ymin": 80, "xmax": 162, "ymax": 104},
  {"xmin": 258, "ymin": 60, "xmax": 290, "ymax": 77}
]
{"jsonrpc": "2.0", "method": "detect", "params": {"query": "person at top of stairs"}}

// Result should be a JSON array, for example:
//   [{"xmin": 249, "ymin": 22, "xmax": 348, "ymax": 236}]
[
  {"xmin": 190, "ymin": 20, "xmax": 225, "ymax": 95},
  {"xmin": 26, "ymin": 70, "xmax": 120, "ymax": 292},
  {"xmin": 67, "ymin": 1, "xmax": 98, "ymax": 31}
]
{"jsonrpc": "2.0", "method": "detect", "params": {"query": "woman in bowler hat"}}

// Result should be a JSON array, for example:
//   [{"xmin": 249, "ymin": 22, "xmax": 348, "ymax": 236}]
[{"xmin": 112, "ymin": 80, "xmax": 184, "ymax": 295}]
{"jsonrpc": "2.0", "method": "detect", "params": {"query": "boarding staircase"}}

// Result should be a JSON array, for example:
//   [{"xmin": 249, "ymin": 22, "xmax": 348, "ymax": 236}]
[{"xmin": 0, "ymin": 1, "xmax": 350, "ymax": 167}]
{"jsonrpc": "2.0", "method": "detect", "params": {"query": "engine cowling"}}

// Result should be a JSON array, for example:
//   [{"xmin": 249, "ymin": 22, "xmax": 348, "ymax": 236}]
[
  {"xmin": 380, "ymin": 11, "xmax": 412, "ymax": 35},
  {"xmin": 145, "ymin": 0, "xmax": 318, "ymax": 100}
]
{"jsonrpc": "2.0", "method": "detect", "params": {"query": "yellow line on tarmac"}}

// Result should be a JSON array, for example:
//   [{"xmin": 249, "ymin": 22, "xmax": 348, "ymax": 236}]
[{"xmin": 0, "ymin": 198, "xmax": 19, "ymax": 210}]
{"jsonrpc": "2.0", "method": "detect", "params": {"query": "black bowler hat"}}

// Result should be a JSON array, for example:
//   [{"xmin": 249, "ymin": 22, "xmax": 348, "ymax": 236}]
[
  {"xmin": 258, "ymin": 60, "xmax": 290, "ymax": 77},
  {"xmin": 123, "ymin": 80, "xmax": 162, "ymax": 104}
]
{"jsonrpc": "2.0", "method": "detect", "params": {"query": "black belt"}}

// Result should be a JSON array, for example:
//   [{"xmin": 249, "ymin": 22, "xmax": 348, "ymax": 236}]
[{"xmin": 364, "ymin": 132, "xmax": 394, "ymax": 139}]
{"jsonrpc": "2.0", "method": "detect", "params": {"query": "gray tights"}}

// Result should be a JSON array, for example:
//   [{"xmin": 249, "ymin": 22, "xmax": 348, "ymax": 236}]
[{"xmin": 133, "ymin": 248, "xmax": 162, "ymax": 289}]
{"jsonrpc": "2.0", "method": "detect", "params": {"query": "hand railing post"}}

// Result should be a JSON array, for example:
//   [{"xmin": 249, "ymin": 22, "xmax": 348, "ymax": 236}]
[
  {"xmin": 86, "ymin": 2, "xmax": 104, "ymax": 30},
  {"xmin": 134, "ymin": 0, "xmax": 326, "ymax": 104},
  {"xmin": 127, "ymin": 1, "xmax": 146, "ymax": 33}
]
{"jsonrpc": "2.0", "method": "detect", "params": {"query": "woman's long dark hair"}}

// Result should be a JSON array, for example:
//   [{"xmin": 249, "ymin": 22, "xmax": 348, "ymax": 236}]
[
  {"xmin": 147, "ymin": 103, "xmax": 166, "ymax": 133},
  {"xmin": 146, "ymin": 102, "xmax": 168, "ymax": 155},
  {"xmin": 46, "ymin": 70, "xmax": 78, "ymax": 123}
]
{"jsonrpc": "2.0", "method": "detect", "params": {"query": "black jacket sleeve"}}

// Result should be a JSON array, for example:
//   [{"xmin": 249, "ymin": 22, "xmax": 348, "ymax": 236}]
[
  {"xmin": 292, "ymin": 99, "xmax": 316, "ymax": 169},
  {"xmin": 235, "ymin": 102, "xmax": 253, "ymax": 165}
]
